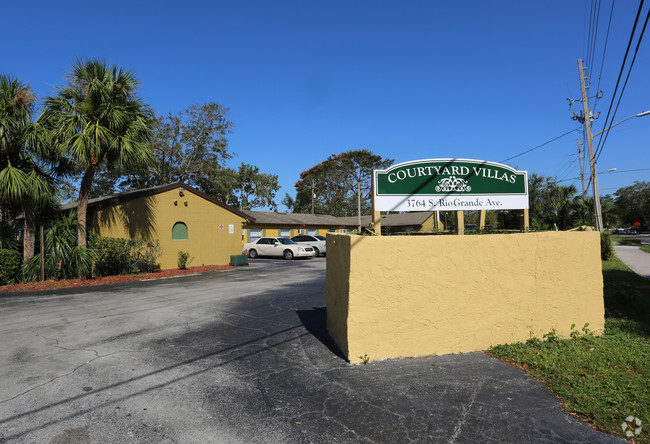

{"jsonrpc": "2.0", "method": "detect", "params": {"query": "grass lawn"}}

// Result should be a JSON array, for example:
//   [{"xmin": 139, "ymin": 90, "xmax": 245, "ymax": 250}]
[
  {"xmin": 612, "ymin": 237, "xmax": 642, "ymax": 246},
  {"xmin": 488, "ymin": 256, "xmax": 650, "ymax": 442},
  {"xmin": 641, "ymin": 246, "xmax": 650, "ymax": 254}
]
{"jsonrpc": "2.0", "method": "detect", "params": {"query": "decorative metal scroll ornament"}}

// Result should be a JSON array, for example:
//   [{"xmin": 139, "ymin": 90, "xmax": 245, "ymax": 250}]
[{"xmin": 435, "ymin": 176, "xmax": 471, "ymax": 193}]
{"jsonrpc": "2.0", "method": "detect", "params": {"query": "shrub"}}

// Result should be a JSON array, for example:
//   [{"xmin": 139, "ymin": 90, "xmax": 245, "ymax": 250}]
[
  {"xmin": 600, "ymin": 232, "xmax": 614, "ymax": 260},
  {"xmin": 22, "ymin": 212, "xmax": 96, "ymax": 282},
  {"xmin": 92, "ymin": 238, "xmax": 161, "ymax": 277},
  {"xmin": 0, "ymin": 221, "xmax": 19, "ymax": 251},
  {"xmin": 0, "ymin": 249, "xmax": 21, "ymax": 285},
  {"xmin": 177, "ymin": 250, "xmax": 192, "ymax": 269}
]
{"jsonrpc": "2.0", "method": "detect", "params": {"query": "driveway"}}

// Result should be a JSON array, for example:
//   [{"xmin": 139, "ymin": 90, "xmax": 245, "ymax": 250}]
[
  {"xmin": 0, "ymin": 258, "xmax": 620, "ymax": 443},
  {"xmin": 613, "ymin": 234, "xmax": 650, "ymax": 280}
]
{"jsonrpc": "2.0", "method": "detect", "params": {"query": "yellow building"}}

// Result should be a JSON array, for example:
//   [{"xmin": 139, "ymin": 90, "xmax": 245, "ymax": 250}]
[
  {"xmin": 62, "ymin": 183, "xmax": 252, "ymax": 269},
  {"xmin": 240, "ymin": 211, "xmax": 441, "ymax": 242},
  {"xmin": 338, "ymin": 212, "xmax": 440, "ymax": 234},
  {"xmin": 240, "ymin": 211, "xmax": 349, "ymax": 243}
]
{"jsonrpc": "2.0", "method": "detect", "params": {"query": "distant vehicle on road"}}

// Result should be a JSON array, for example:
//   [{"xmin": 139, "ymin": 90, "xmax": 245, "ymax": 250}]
[
  {"xmin": 291, "ymin": 234, "xmax": 327, "ymax": 256},
  {"xmin": 242, "ymin": 237, "xmax": 315, "ymax": 260}
]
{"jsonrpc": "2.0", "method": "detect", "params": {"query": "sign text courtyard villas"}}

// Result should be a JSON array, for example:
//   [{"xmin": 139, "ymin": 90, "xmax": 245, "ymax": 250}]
[{"xmin": 374, "ymin": 159, "xmax": 529, "ymax": 212}]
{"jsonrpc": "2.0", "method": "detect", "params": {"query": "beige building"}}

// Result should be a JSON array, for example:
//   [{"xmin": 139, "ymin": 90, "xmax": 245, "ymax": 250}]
[
  {"xmin": 241, "ymin": 210, "xmax": 441, "ymax": 242},
  {"xmin": 338, "ymin": 212, "xmax": 441, "ymax": 234},
  {"xmin": 240, "ymin": 211, "xmax": 349, "ymax": 243},
  {"xmin": 60, "ymin": 182, "xmax": 443, "ymax": 269},
  {"xmin": 62, "ymin": 183, "xmax": 252, "ymax": 269}
]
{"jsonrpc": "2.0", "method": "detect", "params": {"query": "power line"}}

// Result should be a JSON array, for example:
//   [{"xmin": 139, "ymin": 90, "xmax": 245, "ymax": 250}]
[
  {"xmin": 593, "ymin": 0, "xmax": 646, "ymax": 160},
  {"xmin": 557, "ymin": 167, "xmax": 650, "ymax": 183},
  {"xmin": 499, "ymin": 129, "xmax": 579, "ymax": 163},
  {"xmin": 595, "ymin": 5, "xmax": 650, "ymax": 162},
  {"xmin": 593, "ymin": 0, "xmax": 616, "ymax": 113},
  {"xmin": 554, "ymin": 152, "xmax": 579, "ymax": 180},
  {"xmin": 588, "ymin": 0, "xmax": 602, "ymax": 81},
  {"xmin": 558, "ymin": 163, "xmax": 580, "ymax": 183},
  {"xmin": 555, "ymin": 161, "xmax": 575, "ymax": 181}
]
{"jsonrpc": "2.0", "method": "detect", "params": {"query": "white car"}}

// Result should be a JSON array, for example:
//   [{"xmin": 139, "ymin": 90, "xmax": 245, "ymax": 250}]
[
  {"xmin": 291, "ymin": 234, "xmax": 327, "ymax": 256},
  {"xmin": 242, "ymin": 237, "xmax": 315, "ymax": 260}
]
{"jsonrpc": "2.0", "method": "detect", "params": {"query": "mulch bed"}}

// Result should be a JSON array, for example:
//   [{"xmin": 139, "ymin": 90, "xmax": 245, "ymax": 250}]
[{"xmin": 0, "ymin": 265, "xmax": 232, "ymax": 294}]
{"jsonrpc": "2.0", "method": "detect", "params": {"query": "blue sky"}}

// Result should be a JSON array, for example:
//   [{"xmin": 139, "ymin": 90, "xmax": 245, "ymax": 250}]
[{"xmin": 3, "ymin": 1, "xmax": 649, "ymax": 210}]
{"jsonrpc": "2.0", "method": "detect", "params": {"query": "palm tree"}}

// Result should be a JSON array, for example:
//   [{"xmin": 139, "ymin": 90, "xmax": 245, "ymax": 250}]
[
  {"xmin": 0, "ymin": 74, "xmax": 56, "ymax": 261},
  {"xmin": 42, "ymin": 59, "xmax": 154, "ymax": 249},
  {"xmin": 555, "ymin": 184, "xmax": 577, "ymax": 230}
]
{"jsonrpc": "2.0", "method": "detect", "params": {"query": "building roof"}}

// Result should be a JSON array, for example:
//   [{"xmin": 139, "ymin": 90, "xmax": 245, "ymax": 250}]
[
  {"xmin": 60, "ymin": 183, "xmax": 253, "ymax": 221},
  {"xmin": 243, "ymin": 210, "xmax": 435, "ymax": 228},
  {"xmin": 240, "ymin": 210, "xmax": 345, "ymax": 227},
  {"xmin": 338, "ymin": 212, "xmax": 435, "ymax": 228},
  {"xmin": 380, "ymin": 212, "xmax": 436, "ymax": 227}
]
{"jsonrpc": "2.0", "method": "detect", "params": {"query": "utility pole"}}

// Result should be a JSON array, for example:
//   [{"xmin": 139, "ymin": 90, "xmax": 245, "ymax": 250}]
[
  {"xmin": 357, "ymin": 180, "xmax": 361, "ymax": 234},
  {"xmin": 576, "ymin": 138, "xmax": 586, "ymax": 195},
  {"xmin": 572, "ymin": 59, "xmax": 603, "ymax": 231}
]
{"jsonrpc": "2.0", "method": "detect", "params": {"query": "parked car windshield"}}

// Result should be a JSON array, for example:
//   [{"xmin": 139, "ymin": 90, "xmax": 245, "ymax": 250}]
[
  {"xmin": 315, "ymin": 235, "xmax": 326, "ymax": 240},
  {"xmin": 278, "ymin": 238, "xmax": 296, "ymax": 245}
]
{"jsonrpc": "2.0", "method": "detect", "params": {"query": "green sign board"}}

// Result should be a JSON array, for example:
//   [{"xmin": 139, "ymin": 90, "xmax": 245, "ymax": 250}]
[{"xmin": 374, "ymin": 159, "xmax": 528, "ymax": 212}]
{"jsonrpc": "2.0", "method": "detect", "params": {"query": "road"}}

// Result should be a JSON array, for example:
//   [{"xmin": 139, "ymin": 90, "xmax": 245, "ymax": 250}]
[{"xmin": 0, "ymin": 257, "xmax": 620, "ymax": 443}]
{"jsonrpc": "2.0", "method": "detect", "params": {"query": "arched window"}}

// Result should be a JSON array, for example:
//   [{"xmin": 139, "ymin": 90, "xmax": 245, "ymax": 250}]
[{"xmin": 172, "ymin": 222, "xmax": 188, "ymax": 240}]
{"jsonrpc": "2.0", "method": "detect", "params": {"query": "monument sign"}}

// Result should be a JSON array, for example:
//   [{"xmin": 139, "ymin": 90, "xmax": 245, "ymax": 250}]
[{"xmin": 374, "ymin": 159, "xmax": 528, "ymax": 212}]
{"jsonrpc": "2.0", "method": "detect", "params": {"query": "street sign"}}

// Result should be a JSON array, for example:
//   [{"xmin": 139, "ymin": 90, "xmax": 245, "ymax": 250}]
[{"xmin": 374, "ymin": 159, "xmax": 528, "ymax": 212}]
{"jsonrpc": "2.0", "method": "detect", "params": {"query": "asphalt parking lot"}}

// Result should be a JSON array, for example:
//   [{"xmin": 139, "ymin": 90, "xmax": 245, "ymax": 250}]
[{"xmin": 0, "ymin": 257, "xmax": 621, "ymax": 443}]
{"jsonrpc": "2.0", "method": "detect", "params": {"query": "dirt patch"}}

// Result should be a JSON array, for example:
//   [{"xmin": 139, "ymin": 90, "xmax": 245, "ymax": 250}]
[{"xmin": 0, "ymin": 265, "xmax": 233, "ymax": 294}]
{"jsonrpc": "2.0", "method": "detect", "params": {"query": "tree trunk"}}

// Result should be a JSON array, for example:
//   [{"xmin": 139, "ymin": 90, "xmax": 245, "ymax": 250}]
[
  {"xmin": 77, "ymin": 163, "xmax": 97, "ymax": 248},
  {"xmin": 23, "ymin": 206, "xmax": 36, "ymax": 262}
]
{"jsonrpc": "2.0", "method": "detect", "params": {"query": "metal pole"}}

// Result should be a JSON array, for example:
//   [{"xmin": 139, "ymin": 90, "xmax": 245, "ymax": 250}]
[
  {"xmin": 357, "ymin": 180, "xmax": 361, "ymax": 233},
  {"xmin": 40, "ymin": 225, "xmax": 44, "ymax": 281},
  {"xmin": 577, "ymin": 138, "xmax": 586, "ymax": 196},
  {"xmin": 371, "ymin": 170, "xmax": 381, "ymax": 235},
  {"xmin": 578, "ymin": 59, "xmax": 603, "ymax": 231}
]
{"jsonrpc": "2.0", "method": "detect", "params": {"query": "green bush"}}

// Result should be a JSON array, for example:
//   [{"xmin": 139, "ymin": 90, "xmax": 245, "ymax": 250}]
[
  {"xmin": 0, "ymin": 249, "xmax": 21, "ymax": 285},
  {"xmin": 600, "ymin": 232, "xmax": 614, "ymax": 260},
  {"xmin": 92, "ymin": 238, "xmax": 161, "ymax": 277},
  {"xmin": 21, "ymin": 211, "xmax": 96, "ymax": 282},
  {"xmin": 177, "ymin": 250, "xmax": 192, "ymax": 270},
  {"xmin": 0, "ymin": 221, "xmax": 19, "ymax": 251}
]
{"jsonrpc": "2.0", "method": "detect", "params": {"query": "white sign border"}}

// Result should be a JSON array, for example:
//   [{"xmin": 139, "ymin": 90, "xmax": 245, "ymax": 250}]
[{"xmin": 373, "ymin": 158, "xmax": 529, "ymax": 212}]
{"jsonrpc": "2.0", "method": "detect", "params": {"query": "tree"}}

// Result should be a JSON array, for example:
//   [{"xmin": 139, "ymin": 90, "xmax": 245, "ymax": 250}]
[
  {"xmin": 197, "ymin": 163, "xmax": 280, "ymax": 210},
  {"xmin": 0, "ymin": 74, "xmax": 57, "ymax": 261},
  {"xmin": 291, "ymin": 149, "xmax": 393, "ymax": 216},
  {"xmin": 85, "ymin": 102, "xmax": 234, "ymax": 198},
  {"xmin": 281, "ymin": 193, "xmax": 295, "ymax": 213},
  {"xmin": 614, "ymin": 181, "xmax": 650, "ymax": 230},
  {"xmin": 42, "ymin": 59, "xmax": 155, "ymax": 249},
  {"xmin": 527, "ymin": 174, "xmax": 579, "ymax": 230},
  {"xmin": 570, "ymin": 194, "xmax": 619, "ymax": 229},
  {"xmin": 140, "ymin": 103, "xmax": 233, "ymax": 188}
]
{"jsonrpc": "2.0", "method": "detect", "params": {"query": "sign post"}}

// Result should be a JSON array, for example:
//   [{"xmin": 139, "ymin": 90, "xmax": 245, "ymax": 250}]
[
  {"xmin": 372, "ymin": 159, "xmax": 529, "ymax": 233},
  {"xmin": 370, "ymin": 172, "xmax": 381, "ymax": 235}
]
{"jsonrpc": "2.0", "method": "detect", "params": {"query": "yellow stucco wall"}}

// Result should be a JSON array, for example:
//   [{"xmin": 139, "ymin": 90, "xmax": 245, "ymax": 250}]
[
  {"xmin": 326, "ymin": 231, "xmax": 605, "ymax": 364},
  {"xmin": 92, "ymin": 188, "xmax": 246, "ymax": 269}
]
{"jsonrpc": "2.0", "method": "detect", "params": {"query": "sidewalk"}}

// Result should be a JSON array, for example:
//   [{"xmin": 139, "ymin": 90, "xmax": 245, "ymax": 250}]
[{"xmin": 613, "ymin": 243, "xmax": 650, "ymax": 280}]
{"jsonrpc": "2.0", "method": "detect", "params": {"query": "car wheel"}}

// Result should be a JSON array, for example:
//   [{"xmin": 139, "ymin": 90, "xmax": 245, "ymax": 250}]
[
  {"xmin": 313, "ymin": 247, "xmax": 320, "ymax": 257},
  {"xmin": 248, "ymin": 249, "xmax": 258, "ymax": 258},
  {"xmin": 283, "ymin": 250, "xmax": 294, "ymax": 260}
]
